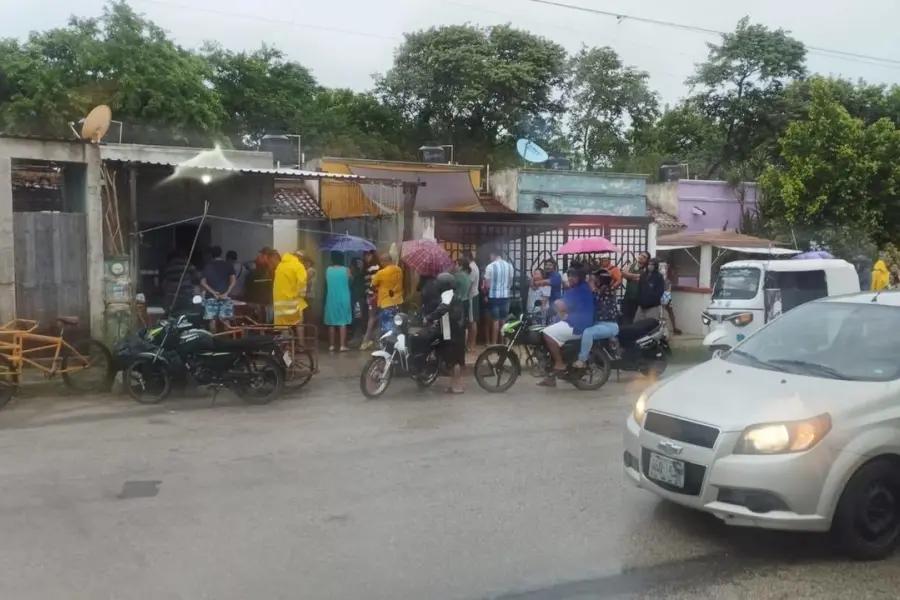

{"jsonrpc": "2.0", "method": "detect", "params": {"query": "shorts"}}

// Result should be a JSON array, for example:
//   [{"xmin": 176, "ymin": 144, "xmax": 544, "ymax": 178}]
[
  {"xmin": 541, "ymin": 321, "xmax": 581, "ymax": 345},
  {"xmin": 439, "ymin": 335, "xmax": 466, "ymax": 368},
  {"xmin": 204, "ymin": 297, "xmax": 234, "ymax": 320},
  {"xmin": 488, "ymin": 297, "xmax": 510, "ymax": 320},
  {"xmin": 380, "ymin": 306, "xmax": 399, "ymax": 333},
  {"xmin": 468, "ymin": 296, "xmax": 481, "ymax": 322}
]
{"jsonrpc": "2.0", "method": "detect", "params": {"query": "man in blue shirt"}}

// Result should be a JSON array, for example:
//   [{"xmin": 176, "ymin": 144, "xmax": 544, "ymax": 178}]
[
  {"xmin": 535, "ymin": 260, "xmax": 563, "ymax": 322},
  {"xmin": 574, "ymin": 268, "xmax": 620, "ymax": 369},
  {"xmin": 200, "ymin": 246, "xmax": 236, "ymax": 333},
  {"xmin": 537, "ymin": 267, "xmax": 595, "ymax": 387}
]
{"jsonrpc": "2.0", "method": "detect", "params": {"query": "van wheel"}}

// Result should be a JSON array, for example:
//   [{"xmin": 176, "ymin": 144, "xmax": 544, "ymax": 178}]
[
  {"xmin": 832, "ymin": 459, "xmax": 900, "ymax": 561},
  {"xmin": 710, "ymin": 346, "xmax": 730, "ymax": 359}
]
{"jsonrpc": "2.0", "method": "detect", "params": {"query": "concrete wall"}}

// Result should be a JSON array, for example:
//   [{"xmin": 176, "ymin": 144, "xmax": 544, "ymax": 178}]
[
  {"xmin": 506, "ymin": 169, "xmax": 647, "ymax": 216},
  {"xmin": 0, "ymin": 137, "xmax": 104, "ymax": 336},
  {"xmin": 645, "ymin": 181, "xmax": 678, "ymax": 216},
  {"xmin": 489, "ymin": 169, "xmax": 519, "ymax": 211},
  {"xmin": 676, "ymin": 180, "xmax": 757, "ymax": 232}
]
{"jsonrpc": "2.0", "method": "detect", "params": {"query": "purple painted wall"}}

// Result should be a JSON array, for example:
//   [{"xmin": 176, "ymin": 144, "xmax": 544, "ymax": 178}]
[{"xmin": 677, "ymin": 180, "xmax": 757, "ymax": 232}]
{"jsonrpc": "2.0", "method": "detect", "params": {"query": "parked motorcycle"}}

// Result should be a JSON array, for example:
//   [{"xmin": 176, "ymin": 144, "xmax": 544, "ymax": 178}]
[
  {"xmin": 359, "ymin": 312, "xmax": 443, "ymax": 399},
  {"xmin": 608, "ymin": 318, "xmax": 671, "ymax": 378},
  {"xmin": 473, "ymin": 312, "xmax": 612, "ymax": 393},
  {"xmin": 122, "ymin": 302, "xmax": 285, "ymax": 405}
]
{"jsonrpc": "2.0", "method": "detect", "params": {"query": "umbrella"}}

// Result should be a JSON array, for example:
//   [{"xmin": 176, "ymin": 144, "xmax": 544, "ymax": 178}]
[
  {"xmin": 556, "ymin": 236, "xmax": 621, "ymax": 255},
  {"xmin": 793, "ymin": 250, "xmax": 834, "ymax": 260},
  {"xmin": 400, "ymin": 240, "xmax": 454, "ymax": 276},
  {"xmin": 320, "ymin": 234, "xmax": 376, "ymax": 253}
]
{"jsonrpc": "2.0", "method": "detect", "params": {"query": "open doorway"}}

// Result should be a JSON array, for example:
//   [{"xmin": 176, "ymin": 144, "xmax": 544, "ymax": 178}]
[{"xmin": 138, "ymin": 222, "xmax": 212, "ymax": 306}]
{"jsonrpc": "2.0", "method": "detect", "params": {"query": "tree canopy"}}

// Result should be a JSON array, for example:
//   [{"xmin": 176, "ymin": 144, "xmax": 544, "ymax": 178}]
[{"xmin": 3, "ymin": 1, "xmax": 900, "ymax": 247}]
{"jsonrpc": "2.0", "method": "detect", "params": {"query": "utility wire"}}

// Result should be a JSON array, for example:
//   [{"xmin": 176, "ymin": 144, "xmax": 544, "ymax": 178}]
[{"xmin": 527, "ymin": 0, "xmax": 900, "ymax": 69}]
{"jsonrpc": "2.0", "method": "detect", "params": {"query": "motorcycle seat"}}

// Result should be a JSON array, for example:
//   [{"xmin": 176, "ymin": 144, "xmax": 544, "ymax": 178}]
[
  {"xmin": 619, "ymin": 319, "xmax": 660, "ymax": 344},
  {"xmin": 209, "ymin": 336, "xmax": 275, "ymax": 351}
]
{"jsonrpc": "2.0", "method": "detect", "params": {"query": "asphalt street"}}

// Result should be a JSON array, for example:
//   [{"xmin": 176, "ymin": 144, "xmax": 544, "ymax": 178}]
[{"xmin": 0, "ymin": 355, "xmax": 898, "ymax": 600}]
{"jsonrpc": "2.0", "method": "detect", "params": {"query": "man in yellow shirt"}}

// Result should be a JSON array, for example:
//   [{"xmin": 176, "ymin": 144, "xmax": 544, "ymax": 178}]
[
  {"xmin": 371, "ymin": 254, "xmax": 403, "ymax": 334},
  {"xmin": 272, "ymin": 251, "xmax": 308, "ymax": 340}
]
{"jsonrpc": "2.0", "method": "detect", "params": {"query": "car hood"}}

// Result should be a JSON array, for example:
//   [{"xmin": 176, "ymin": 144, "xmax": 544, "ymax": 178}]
[{"xmin": 645, "ymin": 360, "xmax": 875, "ymax": 432}]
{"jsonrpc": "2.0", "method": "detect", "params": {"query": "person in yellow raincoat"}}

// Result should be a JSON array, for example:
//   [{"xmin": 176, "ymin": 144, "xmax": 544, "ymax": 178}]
[
  {"xmin": 871, "ymin": 259, "xmax": 890, "ymax": 291},
  {"xmin": 273, "ymin": 251, "xmax": 309, "ymax": 338}
]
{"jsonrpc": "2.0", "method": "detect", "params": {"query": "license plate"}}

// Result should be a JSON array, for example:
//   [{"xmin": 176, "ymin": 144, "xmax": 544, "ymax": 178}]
[
  {"xmin": 647, "ymin": 452, "xmax": 685, "ymax": 488},
  {"xmin": 282, "ymin": 351, "xmax": 293, "ymax": 367}
]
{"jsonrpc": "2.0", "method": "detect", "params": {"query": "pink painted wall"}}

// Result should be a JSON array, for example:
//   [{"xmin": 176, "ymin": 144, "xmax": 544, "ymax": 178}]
[{"xmin": 677, "ymin": 180, "xmax": 757, "ymax": 232}]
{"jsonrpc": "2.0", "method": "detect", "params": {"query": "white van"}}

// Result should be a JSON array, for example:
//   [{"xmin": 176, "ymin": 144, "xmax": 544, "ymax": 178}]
[{"xmin": 701, "ymin": 259, "xmax": 860, "ymax": 357}]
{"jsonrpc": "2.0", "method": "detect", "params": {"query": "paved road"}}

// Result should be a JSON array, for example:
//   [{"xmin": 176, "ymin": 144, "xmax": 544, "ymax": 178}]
[{"xmin": 0, "ymin": 356, "xmax": 898, "ymax": 599}]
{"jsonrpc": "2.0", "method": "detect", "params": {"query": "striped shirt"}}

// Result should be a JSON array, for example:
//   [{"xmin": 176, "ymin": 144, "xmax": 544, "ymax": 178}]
[{"xmin": 484, "ymin": 258, "xmax": 513, "ymax": 299}]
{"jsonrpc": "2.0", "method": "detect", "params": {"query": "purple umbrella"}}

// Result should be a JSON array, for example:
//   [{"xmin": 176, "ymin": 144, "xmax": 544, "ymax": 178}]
[{"xmin": 793, "ymin": 250, "xmax": 834, "ymax": 260}]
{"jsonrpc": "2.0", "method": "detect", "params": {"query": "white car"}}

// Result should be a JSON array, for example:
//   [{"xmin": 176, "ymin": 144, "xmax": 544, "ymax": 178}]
[{"xmin": 624, "ymin": 290, "xmax": 900, "ymax": 560}]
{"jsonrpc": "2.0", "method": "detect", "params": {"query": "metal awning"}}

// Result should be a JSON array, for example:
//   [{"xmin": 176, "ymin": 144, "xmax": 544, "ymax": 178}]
[
  {"xmin": 348, "ymin": 166, "xmax": 480, "ymax": 210},
  {"xmin": 719, "ymin": 246, "xmax": 800, "ymax": 256},
  {"xmin": 657, "ymin": 244, "xmax": 697, "ymax": 251},
  {"xmin": 104, "ymin": 160, "xmax": 366, "ymax": 181}
]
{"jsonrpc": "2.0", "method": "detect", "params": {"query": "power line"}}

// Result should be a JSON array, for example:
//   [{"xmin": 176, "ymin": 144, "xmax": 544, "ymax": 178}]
[
  {"xmin": 527, "ymin": 0, "xmax": 900, "ymax": 69},
  {"xmin": 132, "ymin": 0, "xmax": 401, "ymax": 42}
]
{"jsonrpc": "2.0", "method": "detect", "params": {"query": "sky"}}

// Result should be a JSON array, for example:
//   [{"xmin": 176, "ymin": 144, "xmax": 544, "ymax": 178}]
[{"xmin": 4, "ymin": 0, "xmax": 900, "ymax": 105}]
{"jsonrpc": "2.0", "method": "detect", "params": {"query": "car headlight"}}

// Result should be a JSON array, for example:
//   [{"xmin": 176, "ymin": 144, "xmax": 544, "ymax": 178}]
[
  {"xmin": 734, "ymin": 413, "xmax": 832, "ymax": 455},
  {"xmin": 633, "ymin": 393, "xmax": 648, "ymax": 425}
]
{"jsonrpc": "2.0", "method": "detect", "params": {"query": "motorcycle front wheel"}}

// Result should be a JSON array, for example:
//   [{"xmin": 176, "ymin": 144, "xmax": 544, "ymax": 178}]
[
  {"xmin": 233, "ymin": 353, "xmax": 285, "ymax": 405},
  {"xmin": 360, "ymin": 355, "xmax": 394, "ymax": 399},
  {"xmin": 474, "ymin": 345, "xmax": 521, "ymax": 393},
  {"xmin": 416, "ymin": 350, "xmax": 441, "ymax": 390},
  {"xmin": 123, "ymin": 357, "xmax": 172, "ymax": 404}
]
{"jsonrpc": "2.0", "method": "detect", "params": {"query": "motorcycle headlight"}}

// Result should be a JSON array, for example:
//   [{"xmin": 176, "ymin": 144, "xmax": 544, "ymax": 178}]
[
  {"xmin": 729, "ymin": 312, "xmax": 753, "ymax": 327},
  {"xmin": 633, "ymin": 393, "xmax": 648, "ymax": 425},
  {"xmin": 701, "ymin": 313, "xmax": 711, "ymax": 326},
  {"xmin": 734, "ymin": 414, "xmax": 831, "ymax": 455},
  {"xmin": 393, "ymin": 313, "xmax": 407, "ymax": 327}
]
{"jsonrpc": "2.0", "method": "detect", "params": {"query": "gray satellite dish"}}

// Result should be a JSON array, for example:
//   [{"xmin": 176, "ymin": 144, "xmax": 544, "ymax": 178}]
[{"xmin": 516, "ymin": 138, "xmax": 549, "ymax": 164}]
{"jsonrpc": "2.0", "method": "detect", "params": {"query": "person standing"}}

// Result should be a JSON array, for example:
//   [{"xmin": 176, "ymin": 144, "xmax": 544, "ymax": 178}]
[
  {"xmin": 424, "ymin": 272, "xmax": 467, "ymax": 394},
  {"xmin": 371, "ymin": 253, "xmax": 404, "ymax": 336},
  {"xmin": 359, "ymin": 251, "xmax": 381, "ymax": 350},
  {"xmin": 483, "ymin": 249, "xmax": 513, "ymax": 344},
  {"xmin": 162, "ymin": 249, "xmax": 199, "ymax": 315},
  {"xmin": 527, "ymin": 268, "xmax": 550, "ymax": 323},
  {"xmin": 635, "ymin": 257, "xmax": 666, "ymax": 321},
  {"xmin": 598, "ymin": 256, "xmax": 622, "ymax": 288},
  {"xmin": 463, "ymin": 250, "xmax": 481, "ymax": 352},
  {"xmin": 226, "ymin": 250, "xmax": 249, "ymax": 301},
  {"xmin": 324, "ymin": 252, "xmax": 353, "ymax": 352},
  {"xmin": 200, "ymin": 246, "xmax": 236, "ymax": 333},
  {"xmin": 272, "ymin": 250, "xmax": 308, "ymax": 342},
  {"xmin": 620, "ymin": 251, "xmax": 649, "ymax": 324}
]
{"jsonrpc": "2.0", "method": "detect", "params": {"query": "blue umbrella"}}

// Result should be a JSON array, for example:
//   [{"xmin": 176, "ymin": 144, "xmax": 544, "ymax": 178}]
[
  {"xmin": 793, "ymin": 250, "xmax": 834, "ymax": 260},
  {"xmin": 320, "ymin": 234, "xmax": 376, "ymax": 253}
]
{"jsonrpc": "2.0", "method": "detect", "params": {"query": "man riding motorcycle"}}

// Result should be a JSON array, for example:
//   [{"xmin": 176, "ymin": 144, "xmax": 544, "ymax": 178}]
[
  {"xmin": 573, "ymin": 268, "xmax": 620, "ymax": 369},
  {"xmin": 536, "ymin": 267, "xmax": 595, "ymax": 387},
  {"xmin": 422, "ymin": 272, "xmax": 467, "ymax": 394}
]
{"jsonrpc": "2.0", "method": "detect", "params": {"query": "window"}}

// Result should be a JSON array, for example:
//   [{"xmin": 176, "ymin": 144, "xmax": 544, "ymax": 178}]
[
  {"xmin": 767, "ymin": 270, "xmax": 828, "ymax": 312},
  {"xmin": 725, "ymin": 301, "xmax": 900, "ymax": 381},
  {"xmin": 712, "ymin": 267, "xmax": 761, "ymax": 300}
]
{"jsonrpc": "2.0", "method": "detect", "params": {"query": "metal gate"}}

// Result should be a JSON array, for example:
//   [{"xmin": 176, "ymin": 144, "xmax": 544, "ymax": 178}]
[
  {"xmin": 13, "ymin": 212, "xmax": 89, "ymax": 329},
  {"xmin": 429, "ymin": 212, "xmax": 651, "ymax": 305}
]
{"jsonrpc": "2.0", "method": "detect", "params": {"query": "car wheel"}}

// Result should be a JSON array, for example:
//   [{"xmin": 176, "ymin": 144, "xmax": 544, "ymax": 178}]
[{"xmin": 832, "ymin": 458, "xmax": 900, "ymax": 561}]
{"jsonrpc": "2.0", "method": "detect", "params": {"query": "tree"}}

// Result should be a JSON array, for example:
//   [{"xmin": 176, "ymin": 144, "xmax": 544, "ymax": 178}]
[
  {"xmin": 759, "ymin": 79, "xmax": 900, "ymax": 249},
  {"xmin": 0, "ymin": 1, "xmax": 224, "ymax": 144},
  {"xmin": 564, "ymin": 46, "xmax": 659, "ymax": 171},
  {"xmin": 688, "ymin": 16, "xmax": 807, "ymax": 178},
  {"xmin": 375, "ymin": 24, "xmax": 568, "ymax": 165},
  {"xmin": 204, "ymin": 43, "xmax": 318, "ymax": 148}
]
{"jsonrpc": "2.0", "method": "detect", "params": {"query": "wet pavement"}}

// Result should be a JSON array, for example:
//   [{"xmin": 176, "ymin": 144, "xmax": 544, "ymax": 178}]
[{"xmin": 0, "ymin": 354, "xmax": 898, "ymax": 599}]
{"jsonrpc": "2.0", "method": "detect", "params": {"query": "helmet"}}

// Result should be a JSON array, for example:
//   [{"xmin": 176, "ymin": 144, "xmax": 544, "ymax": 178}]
[
  {"xmin": 593, "ymin": 268, "xmax": 612, "ymax": 286},
  {"xmin": 435, "ymin": 272, "xmax": 456, "ymax": 293}
]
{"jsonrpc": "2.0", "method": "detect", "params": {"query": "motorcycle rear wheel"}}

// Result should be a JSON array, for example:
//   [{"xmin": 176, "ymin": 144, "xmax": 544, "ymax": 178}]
[
  {"xmin": 234, "ymin": 353, "xmax": 285, "ymax": 405},
  {"xmin": 640, "ymin": 359, "xmax": 668, "ymax": 379},
  {"xmin": 474, "ymin": 346, "xmax": 520, "ymax": 393},
  {"xmin": 571, "ymin": 349, "xmax": 612, "ymax": 391},
  {"xmin": 360, "ymin": 355, "xmax": 393, "ymax": 399}
]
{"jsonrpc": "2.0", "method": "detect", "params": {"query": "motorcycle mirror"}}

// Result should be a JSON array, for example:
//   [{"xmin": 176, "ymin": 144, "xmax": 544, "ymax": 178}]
[{"xmin": 192, "ymin": 295, "xmax": 202, "ymax": 305}]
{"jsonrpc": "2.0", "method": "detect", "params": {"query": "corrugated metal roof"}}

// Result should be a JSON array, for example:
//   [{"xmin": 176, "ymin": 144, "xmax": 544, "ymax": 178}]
[
  {"xmin": 647, "ymin": 206, "xmax": 686, "ymax": 230},
  {"xmin": 349, "ymin": 166, "xmax": 480, "ymax": 210},
  {"xmin": 264, "ymin": 188, "xmax": 326, "ymax": 220},
  {"xmin": 0, "ymin": 132, "xmax": 86, "ymax": 143},
  {"xmin": 103, "ymin": 159, "xmax": 365, "ymax": 180}
]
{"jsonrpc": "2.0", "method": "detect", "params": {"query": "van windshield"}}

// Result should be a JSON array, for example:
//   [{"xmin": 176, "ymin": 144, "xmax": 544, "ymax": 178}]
[{"xmin": 712, "ymin": 267, "xmax": 760, "ymax": 300}]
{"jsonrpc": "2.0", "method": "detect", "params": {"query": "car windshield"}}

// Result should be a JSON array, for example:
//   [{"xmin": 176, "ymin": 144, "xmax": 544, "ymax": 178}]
[
  {"xmin": 712, "ymin": 267, "xmax": 760, "ymax": 300},
  {"xmin": 723, "ymin": 301, "xmax": 900, "ymax": 381}
]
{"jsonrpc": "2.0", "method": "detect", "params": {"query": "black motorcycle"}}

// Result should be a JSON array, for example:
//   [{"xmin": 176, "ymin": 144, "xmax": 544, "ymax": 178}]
[
  {"xmin": 122, "ymin": 314, "xmax": 285, "ymax": 405},
  {"xmin": 359, "ymin": 312, "xmax": 442, "ymax": 399},
  {"xmin": 609, "ymin": 318, "xmax": 671, "ymax": 379}
]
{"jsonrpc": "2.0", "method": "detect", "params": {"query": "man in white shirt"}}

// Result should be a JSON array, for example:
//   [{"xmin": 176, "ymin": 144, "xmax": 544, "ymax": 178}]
[
  {"xmin": 482, "ymin": 249, "xmax": 513, "ymax": 344},
  {"xmin": 463, "ymin": 250, "xmax": 480, "ymax": 352}
]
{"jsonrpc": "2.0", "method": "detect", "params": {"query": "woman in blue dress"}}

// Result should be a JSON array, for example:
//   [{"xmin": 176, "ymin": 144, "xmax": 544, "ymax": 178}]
[{"xmin": 324, "ymin": 251, "xmax": 353, "ymax": 351}]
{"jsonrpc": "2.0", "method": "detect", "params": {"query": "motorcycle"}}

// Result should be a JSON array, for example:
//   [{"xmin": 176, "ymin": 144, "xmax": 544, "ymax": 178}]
[
  {"xmin": 608, "ymin": 318, "xmax": 671, "ymax": 379},
  {"xmin": 473, "ymin": 312, "xmax": 612, "ymax": 393},
  {"xmin": 122, "ymin": 300, "xmax": 285, "ymax": 405},
  {"xmin": 359, "ymin": 312, "xmax": 443, "ymax": 399}
]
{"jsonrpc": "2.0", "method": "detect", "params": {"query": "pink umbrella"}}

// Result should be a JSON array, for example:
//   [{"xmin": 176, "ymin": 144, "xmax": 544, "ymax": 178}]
[
  {"xmin": 556, "ymin": 236, "xmax": 620, "ymax": 255},
  {"xmin": 400, "ymin": 240, "xmax": 455, "ymax": 276}
]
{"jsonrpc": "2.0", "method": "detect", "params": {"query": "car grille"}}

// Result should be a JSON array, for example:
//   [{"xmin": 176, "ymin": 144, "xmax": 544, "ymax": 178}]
[
  {"xmin": 643, "ymin": 411, "xmax": 720, "ymax": 449},
  {"xmin": 641, "ymin": 447, "xmax": 707, "ymax": 496}
]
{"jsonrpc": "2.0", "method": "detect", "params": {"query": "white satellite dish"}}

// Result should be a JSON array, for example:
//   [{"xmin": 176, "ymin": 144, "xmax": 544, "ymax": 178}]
[{"xmin": 516, "ymin": 138, "xmax": 549, "ymax": 164}]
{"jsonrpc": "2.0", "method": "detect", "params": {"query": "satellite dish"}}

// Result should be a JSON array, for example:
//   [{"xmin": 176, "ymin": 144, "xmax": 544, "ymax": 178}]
[
  {"xmin": 516, "ymin": 138, "xmax": 549, "ymax": 164},
  {"xmin": 80, "ymin": 105, "xmax": 112, "ymax": 143}
]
